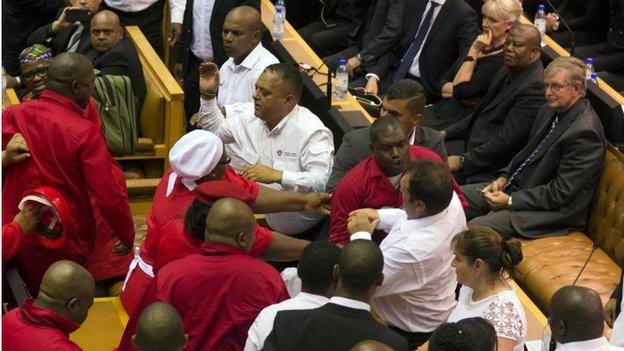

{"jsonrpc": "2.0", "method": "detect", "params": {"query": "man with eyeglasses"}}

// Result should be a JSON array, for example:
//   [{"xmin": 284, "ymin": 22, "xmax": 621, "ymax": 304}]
[
  {"xmin": 2, "ymin": 53, "xmax": 134, "ymax": 294},
  {"xmin": 461, "ymin": 56, "xmax": 606, "ymax": 239}
]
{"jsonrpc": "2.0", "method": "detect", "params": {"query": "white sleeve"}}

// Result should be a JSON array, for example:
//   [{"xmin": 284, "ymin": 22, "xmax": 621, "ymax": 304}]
[
  {"xmin": 374, "ymin": 246, "xmax": 425, "ymax": 297},
  {"xmin": 376, "ymin": 208, "xmax": 407, "ymax": 232},
  {"xmin": 244, "ymin": 307, "xmax": 275, "ymax": 351},
  {"xmin": 281, "ymin": 129, "xmax": 334, "ymax": 192},
  {"xmin": 198, "ymin": 98, "xmax": 235, "ymax": 143},
  {"xmin": 169, "ymin": 0, "xmax": 186, "ymax": 23}
]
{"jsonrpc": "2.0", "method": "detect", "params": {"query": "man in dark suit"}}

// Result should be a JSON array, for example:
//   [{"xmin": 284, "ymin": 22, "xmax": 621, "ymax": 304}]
[
  {"xmin": 361, "ymin": 0, "xmax": 477, "ymax": 102},
  {"xmin": 88, "ymin": 10, "xmax": 146, "ymax": 109},
  {"xmin": 178, "ymin": 0, "xmax": 259, "ymax": 126},
  {"xmin": 28, "ymin": 0, "xmax": 102, "ymax": 56},
  {"xmin": 262, "ymin": 240, "xmax": 409, "ymax": 351},
  {"xmin": 322, "ymin": 0, "xmax": 404, "ymax": 74},
  {"xmin": 605, "ymin": 271, "xmax": 624, "ymax": 346},
  {"xmin": 443, "ymin": 24, "xmax": 545, "ymax": 184},
  {"xmin": 327, "ymin": 79, "xmax": 446, "ymax": 192},
  {"xmin": 462, "ymin": 57, "xmax": 606, "ymax": 239}
]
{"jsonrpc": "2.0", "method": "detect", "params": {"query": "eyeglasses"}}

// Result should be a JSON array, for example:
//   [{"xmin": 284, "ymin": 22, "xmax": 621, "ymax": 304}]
[
  {"xmin": 543, "ymin": 82, "xmax": 574, "ymax": 92},
  {"xmin": 217, "ymin": 154, "xmax": 231, "ymax": 165},
  {"xmin": 22, "ymin": 66, "xmax": 49, "ymax": 80}
]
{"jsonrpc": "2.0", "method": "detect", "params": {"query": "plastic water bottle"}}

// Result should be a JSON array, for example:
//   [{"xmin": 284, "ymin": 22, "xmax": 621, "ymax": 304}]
[
  {"xmin": 275, "ymin": 0, "xmax": 286, "ymax": 18},
  {"xmin": 534, "ymin": 4, "xmax": 546, "ymax": 40},
  {"xmin": 585, "ymin": 57, "xmax": 594, "ymax": 80},
  {"xmin": 336, "ymin": 59, "xmax": 348, "ymax": 99},
  {"xmin": 272, "ymin": 7, "xmax": 285, "ymax": 41},
  {"xmin": 591, "ymin": 72, "xmax": 598, "ymax": 83}
]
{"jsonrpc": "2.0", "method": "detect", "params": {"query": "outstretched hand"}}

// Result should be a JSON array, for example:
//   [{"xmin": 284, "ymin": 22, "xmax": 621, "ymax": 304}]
[
  {"xmin": 302, "ymin": 192, "xmax": 331, "ymax": 215},
  {"xmin": 3, "ymin": 133, "xmax": 31, "ymax": 167},
  {"xmin": 199, "ymin": 62, "xmax": 220, "ymax": 97}
]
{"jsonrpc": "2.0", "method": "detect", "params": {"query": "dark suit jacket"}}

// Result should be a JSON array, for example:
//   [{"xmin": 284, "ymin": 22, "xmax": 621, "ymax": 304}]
[
  {"xmin": 178, "ymin": 0, "xmax": 259, "ymax": 77},
  {"xmin": 500, "ymin": 99, "xmax": 606, "ymax": 238},
  {"xmin": 262, "ymin": 303, "xmax": 408, "ymax": 351},
  {"xmin": 445, "ymin": 60, "xmax": 546, "ymax": 183},
  {"xmin": 326, "ymin": 125, "xmax": 446, "ymax": 191},
  {"xmin": 613, "ymin": 271, "xmax": 623, "ymax": 317},
  {"xmin": 367, "ymin": 0, "xmax": 477, "ymax": 101},
  {"xmin": 351, "ymin": 0, "xmax": 405, "ymax": 65},
  {"xmin": 27, "ymin": 11, "xmax": 93, "ymax": 56},
  {"xmin": 90, "ymin": 37, "xmax": 147, "ymax": 108}
]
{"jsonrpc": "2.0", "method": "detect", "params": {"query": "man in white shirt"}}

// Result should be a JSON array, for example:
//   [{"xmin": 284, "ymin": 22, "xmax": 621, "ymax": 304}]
[
  {"xmin": 197, "ymin": 62, "xmax": 334, "ymax": 235},
  {"xmin": 549, "ymin": 286, "xmax": 624, "ymax": 351},
  {"xmin": 244, "ymin": 241, "xmax": 341, "ymax": 351},
  {"xmin": 218, "ymin": 6, "xmax": 278, "ymax": 107},
  {"xmin": 348, "ymin": 158, "xmax": 467, "ymax": 349}
]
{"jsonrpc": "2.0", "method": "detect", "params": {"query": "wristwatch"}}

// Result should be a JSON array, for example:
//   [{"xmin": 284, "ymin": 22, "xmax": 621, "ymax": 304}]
[{"xmin": 507, "ymin": 196, "xmax": 513, "ymax": 208}]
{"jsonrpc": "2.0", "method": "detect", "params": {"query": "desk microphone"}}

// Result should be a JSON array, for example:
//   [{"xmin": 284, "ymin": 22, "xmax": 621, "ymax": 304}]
[{"xmin": 542, "ymin": 0, "xmax": 576, "ymax": 55}]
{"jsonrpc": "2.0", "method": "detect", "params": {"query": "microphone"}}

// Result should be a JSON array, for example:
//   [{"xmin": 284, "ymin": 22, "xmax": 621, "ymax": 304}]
[{"xmin": 542, "ymin": 0, "xmax": 576, "ymax": 55}]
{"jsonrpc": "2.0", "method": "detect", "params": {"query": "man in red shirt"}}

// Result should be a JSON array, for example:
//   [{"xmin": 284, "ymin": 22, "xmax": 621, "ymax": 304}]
[
  {"xmin": 2, "ymin": 53, "xmax": 134, "ymax": 293},
  {"xmin": 118, "ymin": 198, "xmax": 290, "ymax": 351},
  {"xmin": 2, "ymin": 260, "xmax": 96, "ymax": 351},
  {"xmin": 330, "ymin": 116, "xmax": 468, "ymax": 245}
]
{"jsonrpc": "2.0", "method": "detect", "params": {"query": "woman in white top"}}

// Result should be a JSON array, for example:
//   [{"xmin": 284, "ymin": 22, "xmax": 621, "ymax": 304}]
[{"xmin": 447, "ymin": 226, "xmax": 527, "ymax": 351}]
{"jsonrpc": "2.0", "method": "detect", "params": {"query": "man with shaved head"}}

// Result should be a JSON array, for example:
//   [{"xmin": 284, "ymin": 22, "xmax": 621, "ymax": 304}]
[
  {"xmin": 2, "ymin": 261, "xmax": 96, "ymax": 350},
  {"xmin": 216, "ymin": 5, "xmax": 278, "ymax": 107},
  {"xmin": 2, "ymin": 52, "xmax": 134, "ymax": 294},
  {"xmin": 118, "ymin": 198, "xmax": 288, "ymax": 351},
  {"xmin": 263, "ymin": 240, "xmax": 408, "ymax": 351},
  {"xmin": 132, "ymin": 302, "xmax": 187, "ymax": 351},
  {"xmin": 549, "ymin": 286, "xmax": 624, "ymax": 350}
]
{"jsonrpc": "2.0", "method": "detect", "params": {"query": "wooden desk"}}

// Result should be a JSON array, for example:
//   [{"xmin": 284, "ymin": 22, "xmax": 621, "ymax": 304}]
[
  {"xmin": 70, "ymin": 297, "xmax": 129, "ymax": 351},
  {"xmin": 260, "ymin": 0, "xmax": 374, "ymax": 124},
  {"xmin": 3, "ymin": 88, "xmax": 20, "ymax": 108}
]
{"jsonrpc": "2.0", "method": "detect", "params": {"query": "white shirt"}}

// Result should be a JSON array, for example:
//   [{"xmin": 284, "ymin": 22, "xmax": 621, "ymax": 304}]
[
  {"xmin": 447, "ymin": 285, "xmax": 527, "ymax": 351},
  {"xmin": 407, "ymin": 0, "xmax": 446, "ymax": 78},
  {"xmin": 558, "ymin": 337, "xmax": 624, "ymax": 351},
  {"xmin": 191, "ymin": 0, "xmax": 216, "ymax": 60},
  {"xmin": 281, "ymin": 267, "xmax": 302, "ymax": 298},
  {"xmin": 104, "ymin": 0, "xmax": 186, "ymax": 23},
  {"xmin": 329, "ymin": 296, "xmax": 371, "ymax": 311},
  {"xmin": 352, "ymin": 193, "xmax": 466, "ymax": 332},
  {"xmin": 244, "ymin": 292, "xmax": 329, "ymax": 351},
  {"xmin": 218, "ymin": 43, "xmax": 279, "ymax": 107},
  {"xmin": 198, "ymin": 100, "xmax": 334, "ymax": 234}
]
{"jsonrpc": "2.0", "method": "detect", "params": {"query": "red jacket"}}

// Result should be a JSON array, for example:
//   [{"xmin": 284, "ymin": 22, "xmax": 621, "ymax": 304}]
[
  {"xmin": 2, "ymin": 222, "xmax": 22, "ymax": 262},
  {"xmin": 2, "ymin": 299, "xmax": 82, "ymax": 351}
]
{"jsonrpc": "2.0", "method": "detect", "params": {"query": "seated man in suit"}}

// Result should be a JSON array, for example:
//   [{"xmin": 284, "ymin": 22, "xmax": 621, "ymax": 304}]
[
  {"xmin": 262, "ymin": 240, "xmax": 409, "ymax": 351},
  {"xmin": 549, "ymin": 286, "xmax": 624, "ymax": 351},
  {"xmin": 132, "ymin": 302, "xmax": 187, "ymax": 351},
  {"xmin": 606, "ymin": 272, "xmax": 624, "ymax": 346},
  {"xmin": 462, "ymin": 57, "xmax": 606, "ymax": 239},
  {"xmin": 327, "ymin": 79, "xmax": 446, "ymax": 192},
  {"xmin": 329, "ymin": 116, "xmax": 467, "ymax": 245},
  {"xmin": 361, "ymin": 0, "xmax": 477, "ymax": 101},
  {"xmin": 348, "ymin": 159, "xmax": 467, "ymax": 349},
  {"xmin": 118, "ymin": 198, "xmax": 290, "ymax": 351},
  {"xmin": 88, "ymin": 10, "xmax": 146, "ymax": 109},
  {"xmin": 28, "ymin": 0, "xmax": 102, "ymax": 56},
  {"xmin": 198, "ymin": 63, "xmax": 334, "ymax": 236},
  {"xmin": 443, "ymin": 24, "xmax": 546, "ymax": 184}
]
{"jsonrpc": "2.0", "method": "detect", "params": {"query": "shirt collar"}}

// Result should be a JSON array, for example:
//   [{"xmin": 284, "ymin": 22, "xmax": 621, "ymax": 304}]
[
  {"xmin": 199, "ymin": 242, "xmax": 248, "ymax": 256},
  {"xmin": 265, "ymin": 105, "xmax": 297, "ymax": 135},
  {"xmin": 239, "ymin": 43, "xmax": 267, "ymax": 69},
  {"xmin": 430, "ymin": 0, "xmax": 446, "ymax": 6},
  {"xmin": 403, "ymin": 194, "xmax": 456, "ymax": 229},
  {"xmin": 558, "ymin": 337, "xmax": 611, "ymax": 350},
  {"xmin": 20, "ymin": 299, "xmax": 80, "ymax": 335},
  {"xmin": 329, "ymin": 296, "xmax": 371, "ymax": 311},
  {"xmin": 39, "ymin": 90, "xmax": 87, "ymax": 116},
  {"xmin": 296, "ymin": 292, "xmax": 330, "ymax": 304}
]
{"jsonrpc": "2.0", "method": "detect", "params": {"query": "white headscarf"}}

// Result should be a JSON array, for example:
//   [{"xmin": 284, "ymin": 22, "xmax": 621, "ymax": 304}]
[{"xmin": 166, "ymin": 130, "xmax": 224, "ymax": 197}]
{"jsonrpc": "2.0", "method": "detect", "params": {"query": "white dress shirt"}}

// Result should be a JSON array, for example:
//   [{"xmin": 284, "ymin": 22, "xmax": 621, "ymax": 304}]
[
  {"xmin": 198, "ymin": 100, "xmax": 334, "ymax": 234},
  {"xmin": 329, "ymin": 296, "xmax": 371, "ymax": 311},
  {"xmin": 407, "ymin": 0, "xmax": 446, "ymax": 78},
  {"xmin": 191, "ymin": 0, "xmax": 216, "ymax": 60},
  {"xmin": 217, "ymin": 43, "xmax": 279, "ymax": 107},
  {"xmin": 281, "ymin": 267, "xmax": 302, "ymax": 298},
  {"xmin": 557, "ymin": 337, "xmax": 624, "ymax": 351},
  {"xmin": 352, "ymin": 192, "xmax": 466, "ymax": 332},
  {"xmin": 104, "ymin": 0, "xmax": 186, "ymax": 23},
  {"xmin": 244, "ymin": 292, "xmax": 329, "ymax": 351}
]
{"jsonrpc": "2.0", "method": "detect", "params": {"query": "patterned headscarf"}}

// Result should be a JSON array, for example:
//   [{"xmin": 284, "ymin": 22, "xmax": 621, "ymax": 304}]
[{"xmin": 19, "ymin": 44, "xmax": 54, "ymax": 65}]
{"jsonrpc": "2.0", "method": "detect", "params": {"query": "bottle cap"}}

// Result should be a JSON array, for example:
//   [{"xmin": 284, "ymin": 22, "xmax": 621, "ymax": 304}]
[
  {"xmin": 538, "ymin": 4, "xmax": 545, "ymax": 10},
  {"xmin": 585, "ymin": 57, "xmax": 593, "ymax": 64},
  {"xmin": 276, "ymin": 7, "xmax": 283, "ymax": 13},
  {"xmin": 339, "ymin": 59, "xmax": 347, "ymax": 66},
  {"xmin": 591, "ymin": 72, "xmax": 598, "ymax": 80}
]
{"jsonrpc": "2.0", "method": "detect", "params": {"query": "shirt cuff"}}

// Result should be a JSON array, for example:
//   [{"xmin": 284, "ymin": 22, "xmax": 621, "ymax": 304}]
[
  {"xmin": 365, "ymin": 73, "xmax": 380, "ymax": 82},
  {"xmin": 170, "ymin": 9, "xmax": 184, "ymax": 24},
  {"xmin": 198, "ymin": 98, "xmax": 219, "ymax": 129},
  {"xmin": 351, "ymin": 232, "xmax": 372, "ymax": 241},
  {"xmin": 280, "ymin": 170, "xmax": 297, "ymax": 191}
]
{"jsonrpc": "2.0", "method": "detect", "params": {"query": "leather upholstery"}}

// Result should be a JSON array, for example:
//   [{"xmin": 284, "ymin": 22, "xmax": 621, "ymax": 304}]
[{"xmin": 513, "ymin": 146, "xmax": 624, "ymax": 312}]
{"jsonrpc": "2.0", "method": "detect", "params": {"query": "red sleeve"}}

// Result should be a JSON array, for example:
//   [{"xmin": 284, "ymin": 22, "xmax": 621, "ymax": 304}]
[
  {"xmin": 329, "ymin": 174, "xmax": 364, "ymax": 245},
  {"xmin": 2, "ymin": 222, "xmax": 22, "ymax": 262},
  {"xmin": 77, "ymin": 124, "xmax": 135, "ymax": 246},
  {"xmin": 409, "ymin": 146, "xmax": 469, "ymax": 211},
  {"xmin": 219, "ymin": 166, "xmax": 259, "ymax": 205},
  {"xmin": 248, "ymin": 224, "xmax": 274, "ymax": 257}
]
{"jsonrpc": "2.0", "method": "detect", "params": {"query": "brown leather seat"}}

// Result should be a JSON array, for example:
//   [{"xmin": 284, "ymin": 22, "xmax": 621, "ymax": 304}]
[{"xmin": 513, "ymin": 145, "xmax": 624, "ymax": 312}]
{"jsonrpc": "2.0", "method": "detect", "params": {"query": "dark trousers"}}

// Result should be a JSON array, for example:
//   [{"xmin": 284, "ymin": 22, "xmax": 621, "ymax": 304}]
[
  {"xmin": 183, "ymin": 53, "xmax": 203, "ymax": 130},
  {"xmin": 461, "ymin": 182, "xmax": 516, "ymax": 239},
  {"xmin": 298, "ymin": 20, "xmax": 355, "ymax": 57},
  {"xmin": 389, "ymin": 327, "xmax": 432, "ymax": 350}
]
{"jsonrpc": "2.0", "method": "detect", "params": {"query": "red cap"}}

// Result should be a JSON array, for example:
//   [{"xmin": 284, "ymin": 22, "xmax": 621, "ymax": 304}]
[{"xmin": 19, "ymin": 187, "xmax": 72, "ymax": 249}]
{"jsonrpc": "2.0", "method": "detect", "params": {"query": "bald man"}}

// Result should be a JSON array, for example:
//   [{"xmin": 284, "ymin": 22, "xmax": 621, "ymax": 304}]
[
  {"xmin": 133, "ymin": 302, "xmax": 187, "ymax": 351},
  {"xmin": 2, "ymin": 53, "xmax": 134, "ymax": 294},
  {"xmin": 216, "ymin": 6, "xmax": 278, "ymax": 107},
  {"xmin": 350, "ymin": 340, "xmax": 395, "ymax": 351},
  {"xmin": 118, "ymin": 198, "xmax": 289, "ymax": 351},
  {"xmin": 549, "ymin": 286, "xmax": 624, "ymax": 350},
  {"xmin": 3, "ymin": 261, "xmax": 96, "ymax": 350},
  {"xmin": 443, "ymin": 24, "xmax": 546, "ymax": 184},
  {"xmin": 88, "ymin": 10, "xmax": 145, "ymax": 108}
]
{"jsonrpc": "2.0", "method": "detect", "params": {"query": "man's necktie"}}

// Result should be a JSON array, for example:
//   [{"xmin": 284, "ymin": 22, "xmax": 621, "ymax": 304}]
[
  {"xmin": 67, "ymin": 25, "xmax": 84, "ymax": 53},
  {"xmin": 504, "ymin": 116, "xmax": 560, "ymax": 191},
  {"xmin": 393, "ymin": 1, "xmax": 439, "ymax": 82}
]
